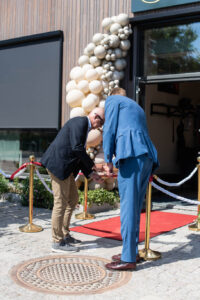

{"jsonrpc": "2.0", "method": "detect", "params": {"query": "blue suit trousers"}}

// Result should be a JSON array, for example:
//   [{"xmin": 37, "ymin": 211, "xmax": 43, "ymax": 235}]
[{"xmin": 118, "ymin": 155, "xmax": 153, "ymax": 263}]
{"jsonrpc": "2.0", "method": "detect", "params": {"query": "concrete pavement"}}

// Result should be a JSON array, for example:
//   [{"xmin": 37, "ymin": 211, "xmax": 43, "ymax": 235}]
[{"xmin": 0, "ymin": 195, "xmax": 200, "ymax": 300}]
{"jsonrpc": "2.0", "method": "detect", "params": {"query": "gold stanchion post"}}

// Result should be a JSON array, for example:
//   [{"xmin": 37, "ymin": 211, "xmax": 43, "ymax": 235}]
[
  {"xmin": 139, "ymin": 182, "xmax": 161, "ymax": 261},
  {"xmin": 188, "ymin": 156, "xmax": 200, "ymax": 231},
  {"xmin": 75, "ymin": 177, "xmax": 95, "ymax": 220},
  {"xmin": 19, "ymin": 155, "xmax": 43, "ymax": 233}
]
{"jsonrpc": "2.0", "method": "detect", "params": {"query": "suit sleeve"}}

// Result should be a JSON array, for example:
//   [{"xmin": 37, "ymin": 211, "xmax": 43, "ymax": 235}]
[
  {"xmin": 103, "ymin": 99, "xmax": 119, "ymax": 163},
  {"xmin": 70, "ymin": 120, "xmax": 94, "ymax": 177}
]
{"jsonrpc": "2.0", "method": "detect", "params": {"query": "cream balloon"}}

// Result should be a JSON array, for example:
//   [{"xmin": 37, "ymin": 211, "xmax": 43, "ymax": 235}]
[
  {"xmin": 89, "ymin": 80, "xmax": 103, "ymax": 94},
  {"xmin": 66, "ymin": 80, "xmax": 77, "ymax": 93},
  {"xmin": 82, "ymin": 94, "xmax": 99, "ymax": 112},
  {"xmin": 109, "ymin": 35, "xmax": 120, "ymax": 48},
  {"xmin": 86, "ymin": 42, "xmax": 95, "ymax": 55},
  {"xmin": 93, "ymin": 33, "xmax": 104, "ymax": 45},
  {"xmin": 82, "ymin": 63, "xmax": 94, "ymax": 74},
  {"xmin": 94, "ymin": 45, "xmax": 106, "ymax": 59},
  {"xmin": 117, "ymin": 13, "xmax": 129, "ymax": 26},
  {"xmin": 78, "ymin": 55, "xmax": 90, "ymax": 66},
  {"xmin": 77, "ymin": 80, "xmax": 90, "ymax": 94},
  {"xmin": 70, "ymin": 66, "xmax": 85, "ymax": 81},
  {"xmin": 110, "ymin": 23, "xmax": 121, "ymax": 35},
  {"xmin": 70, "ymin": 107, "xmax": 86, "ymax": 118},
  {"xmin": 87, "ymin": 129, "xmax": 102, "ymax": 147},
  {"xmin": 102, "ymin": 17, "xmax": 113, "ymax": 31},
  {"xmin": 66, "ymin": 89, "xmax": 85, "ymax": 108},
  {"xmin": 98, "ymin": 100, "xmax": 105, "ymax": 108},
  {"xmin": 89, "ymin": 56, "xmax": 101, "ymax": 67},
  {"xmin": 95, "ymin": 66, "xmax": 104, "ymax": 76},
  {"xmin": 85, "ymin": 69, "xmax": 99, "ymax": 81}
]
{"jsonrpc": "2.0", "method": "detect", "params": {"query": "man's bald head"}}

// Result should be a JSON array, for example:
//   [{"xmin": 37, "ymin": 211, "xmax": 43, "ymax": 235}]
[{"xmin": 88, "ymin": 107, "xmax": 105, "ymax": 129}]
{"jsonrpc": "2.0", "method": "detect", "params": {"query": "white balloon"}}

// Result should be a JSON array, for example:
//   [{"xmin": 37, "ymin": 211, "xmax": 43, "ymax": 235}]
[
  {"xmin": 120, "ymin": 40, "xmax": 131, "ymax": 51},
  {"xmin": 77, "ymin": 80, "xmax": 90, "ymax": 94},
  {"xmin": 111, "ymin": 54, "xmax": 116, "ymax": 61},
  {"xmin": 85, "ymin": 69, "xmax": 99, "ymax": 81},
  {"xmin": 82, "ymin": 63, "xmax": 94, "ymax": 74},
  {"xmin": 86, "ymin": 42, "xmax": 96, "ymax": 55},
  {"xmin": 105, "ymin": 54, "xmax": 111, "ymax": 61},
  {"xmin": 70, "ymin": 107, "xmax": 86, "ymax": 118},
  {"xmin": 66, "ymin": 89, "xmax": 85, "ymax": 108},
  {"xmin": 102, "ymin": 80, "xmax": 109, "ymax": 88},
  {"xmin": 109, "ymin": 35, "xmax": 120, "ymax": 48},
  {"xmin": 102, "ymin": 17, "xmax": 113, "ymax": 31},
  {"xmin": 111, "ymin": 16, "xmax": 118, "ymax": 23},
  {"xmin": 83, "ymin": 48, "xmax": 89, "ymax": 55},
  {"xmin": 82, "ymin": 93, "xmax": 99, "ymax": 112},
  {"xmin": 94, "ymin": 45, "xmax": 106, "ymax": 59},
  {"xmin": 89, "ymin": 56, "xmax": 101, "ymax": 67},
  {"xmin": 78, "ymin": 55, "xmax": 89, "ymax": 66},
  {"xmin": 110, "ymin": 23, "xmax": 121, "ymax": 35},
  {"xmin": 89, "ymin": 80, "xmax": 103, "ymax": 94},
  {"xmin": 93, "ymin": 33, "xmax": 104, "ymax": 45},
  {"xmin": 66, "ymin": 80, "xmax": 77, "ymax": 93},
  {"xmin": 95, "ymin": 66, "xmax": 104, "ymax": 76},
  {"xmin": 117, "ymin": 13, "xmax": 129, "ymax": 26},
  {"xmin": 70, "ymin": 67, "xmax": 85, "ymax": 81},
  {"xmin": 98, "ymin": 100, "xmax": 106, "ymax": 108}
]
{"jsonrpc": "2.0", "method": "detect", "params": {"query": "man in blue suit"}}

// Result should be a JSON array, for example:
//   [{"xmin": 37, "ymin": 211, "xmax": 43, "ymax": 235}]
[{"xmin": 103, "ymin": 88, "xmax": 159, "ymax": 271}]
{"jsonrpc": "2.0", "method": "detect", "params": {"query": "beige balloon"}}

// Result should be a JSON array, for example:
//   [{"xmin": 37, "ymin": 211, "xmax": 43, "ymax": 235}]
[
  {"xmin": 89, "ymin": 80, "xmax": 103, "ymax": 94},
  {"xmin": 77, "ymin": 80, "xmax": 90, "ymax": 94},
  {"xmin": 82, "ymin": 93, "xmax": 99, "ymax": 112},
  {"xmin": 85, "ymin": 69, "xmax": 99, "ymax": 81},
  {"xmin": 66, "ymin": 89, "xmax": 84, "ymax": 108},
  {"xmin": 70, "ymin": 66, "xmax": 85, "ymax": 82},
  {"xmin": 66, "ymin": 80, "xmax": 77, "ymax": 93},
  {"xmin": 82, "ymin": 63, "xmax": 94, "ymax": 74},
  {"xmin": 70, "ymin": 107, "xmax": 86, "ymax": 118},
  {"xmin": 87, "ymin": 129, "xmax": 102, "ymax": 147}
]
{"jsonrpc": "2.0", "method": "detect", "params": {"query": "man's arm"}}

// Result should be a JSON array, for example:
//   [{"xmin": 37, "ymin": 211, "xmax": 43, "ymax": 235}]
[{"xmin": 103, "ymin": 98, "xmax": 119, "ymax": 163}]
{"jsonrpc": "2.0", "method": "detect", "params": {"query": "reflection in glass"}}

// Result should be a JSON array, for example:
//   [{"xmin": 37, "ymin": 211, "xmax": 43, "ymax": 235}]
[{"xmin": 144, "ymin": 22, "xmax": 200, "ymax": 76}]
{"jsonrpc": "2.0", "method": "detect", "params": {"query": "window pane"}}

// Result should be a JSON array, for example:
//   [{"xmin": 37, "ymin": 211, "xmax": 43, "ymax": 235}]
[
  {"xmin": 0, "ymin": 130, "xmax": 57, "ymax": 173},
  {"xmin": 144, "ymin": 22, "xmax": 200, "ymax": 76}
]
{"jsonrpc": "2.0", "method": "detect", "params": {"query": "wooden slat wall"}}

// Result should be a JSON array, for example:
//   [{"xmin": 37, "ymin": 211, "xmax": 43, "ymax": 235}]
[{"xmin": 0, "ymin": 0, "xmax": 132, "ymax": 124}]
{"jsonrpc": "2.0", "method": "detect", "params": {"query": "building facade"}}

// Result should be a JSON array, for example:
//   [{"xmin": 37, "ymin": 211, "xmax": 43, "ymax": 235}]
[{"xmin": 0, "ymin": 0, "xmax": 200, "ymax": 182}]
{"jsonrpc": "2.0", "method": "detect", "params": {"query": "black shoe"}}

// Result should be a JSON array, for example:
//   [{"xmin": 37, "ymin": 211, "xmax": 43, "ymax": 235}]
[{"xmin": 65, "ymin": 234, "xmax": 82, "ymax": 245}]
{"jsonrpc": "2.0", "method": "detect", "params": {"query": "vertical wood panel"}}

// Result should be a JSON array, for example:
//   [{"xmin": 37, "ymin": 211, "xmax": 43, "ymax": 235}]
[{"xmin": 0, "ymin": 0, "xmax": 133, "ymax": 123}]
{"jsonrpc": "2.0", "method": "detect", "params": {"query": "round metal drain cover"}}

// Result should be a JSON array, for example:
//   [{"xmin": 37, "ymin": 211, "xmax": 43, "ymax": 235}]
[{"xmin": 10, "ymin": 255, "xmax": 132, "ymax": 295}]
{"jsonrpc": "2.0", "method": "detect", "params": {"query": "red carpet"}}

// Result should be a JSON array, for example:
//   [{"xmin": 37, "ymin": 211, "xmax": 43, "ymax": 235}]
[{"xmin": 71, "ymin": 211, "xmax": 196, "ymax": 241}]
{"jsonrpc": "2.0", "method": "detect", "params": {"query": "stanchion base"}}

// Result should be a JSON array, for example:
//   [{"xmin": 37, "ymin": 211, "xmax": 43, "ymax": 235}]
[
  {"xmin": 188, "ymin": 220, "xmax": 200, "ymax": 231},
  {"xmin": 139, "ymin": 248, "xmax": 161, "ymax": 261},
  {"xmin": 19, "ymin": 223, "xmax": 43, "ymax": 233},
  {"xmin": 75, "ymin": 212, "xmax": 95, "ymax": 220}
]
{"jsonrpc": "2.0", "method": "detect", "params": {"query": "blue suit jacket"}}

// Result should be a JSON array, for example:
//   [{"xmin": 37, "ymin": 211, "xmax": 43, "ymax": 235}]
[{"xmin": 103, "ymin": 95, "xmax": 159, "ymax": 172}]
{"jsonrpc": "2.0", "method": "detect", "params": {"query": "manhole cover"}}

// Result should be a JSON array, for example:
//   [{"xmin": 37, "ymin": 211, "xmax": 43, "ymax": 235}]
[{"xmin": 10, "ymin": 255, "xmax": 132, "ymax": 295}]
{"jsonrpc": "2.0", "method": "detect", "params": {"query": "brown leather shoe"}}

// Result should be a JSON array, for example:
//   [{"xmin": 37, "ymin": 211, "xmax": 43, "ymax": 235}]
[
  {"xmin": 105, "ymin": 260, "xmax": 136, "ymax": 271},
  {"xmin": 112, "ymin": 254, "xmax": 143, "ymax": 263}
]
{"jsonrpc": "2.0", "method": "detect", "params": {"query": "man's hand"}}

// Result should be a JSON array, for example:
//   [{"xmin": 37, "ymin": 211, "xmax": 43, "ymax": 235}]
[
  {"xmin": 89, "ymin": 171, "xmax": 103, "ymax": 183},
  {"xmin": 104, "ymin": 162, "xmax": 113, "ymax": 177}
]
